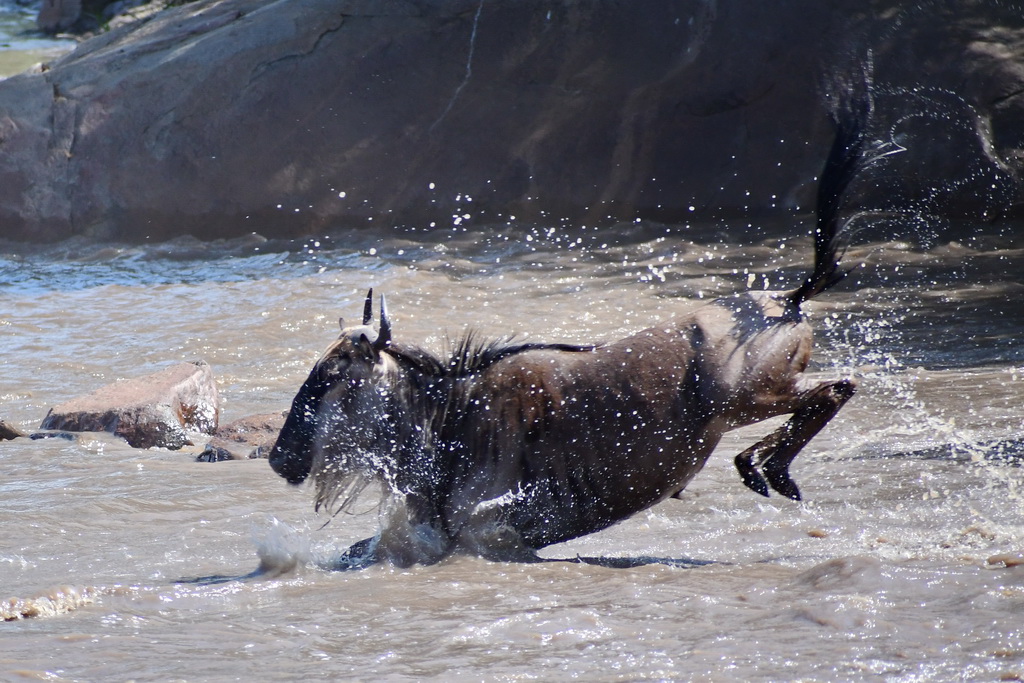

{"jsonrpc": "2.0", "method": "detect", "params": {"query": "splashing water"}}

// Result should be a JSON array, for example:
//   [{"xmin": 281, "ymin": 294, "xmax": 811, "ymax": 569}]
[
  {"xmin": 2, "ymin": 585, "xmax": 100, "ymax": 621},
  {"xmin": 252, "ymin": 517, "xmax": 311, "ymax": 577}
]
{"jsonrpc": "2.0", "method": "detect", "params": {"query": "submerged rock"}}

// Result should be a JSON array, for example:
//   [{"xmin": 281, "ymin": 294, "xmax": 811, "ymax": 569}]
[
  {"xmin": 0, "ymin": 419, "xmax": 27, "ymax": 441},
  {"xmin": 28, "ymin": 431, "xmax": 79, "ymax": 441},
  {"xmin": 196, "ymin": 411, "xmax": 286, "ymax": 462},
  {"xmin": 39, "ymin": 361, "xmax": 220, "ymax": 449},
  {"xmin": 0, "ymin": 0, "xmax": 1022, "ymax": 243}
]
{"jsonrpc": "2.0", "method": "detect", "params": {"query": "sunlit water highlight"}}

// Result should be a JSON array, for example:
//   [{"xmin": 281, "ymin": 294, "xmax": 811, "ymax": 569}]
[{"xmin": 1, "ymin": 221, "xmax": 1022, "ymax": 680}]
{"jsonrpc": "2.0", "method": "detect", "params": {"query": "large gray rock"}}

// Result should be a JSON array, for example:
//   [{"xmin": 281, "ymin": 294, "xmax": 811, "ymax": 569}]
[
  {"xmin": 0, "ymin": 0, "xmax": 1023, "ymax": 243},
  {"xmin": 39, "ymin": 361, "xmax": 220, "ymax": 449}
]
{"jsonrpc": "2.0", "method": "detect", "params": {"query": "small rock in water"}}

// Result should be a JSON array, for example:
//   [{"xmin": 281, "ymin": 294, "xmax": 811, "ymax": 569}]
[
  {"xmin": 196, "ymin": 411, "xmax": 286, "ymax": 462},
  {"xmin": 793, "ymin": 556, "xmax": 882, "ymax": 590},
  {"xmin": 39, "ymin": 361, "xmax": 220, "ymax": 450},
  {"xmin": 985, "ymin": 553, "xmax": 1024, "ymax": 569},
  {"xmin": 196, "ymin": 443, "xmax": 236, "ymax": 463},
  {"xmin": 0, "ymin": 419, "xmax": 26, "ymax": 441}
]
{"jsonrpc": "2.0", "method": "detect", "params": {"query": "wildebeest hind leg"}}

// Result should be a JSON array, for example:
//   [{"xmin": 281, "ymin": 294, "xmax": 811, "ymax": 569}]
[{"xmin": 735, "ymin": 379, "xmax": 856, "ymax": 500}]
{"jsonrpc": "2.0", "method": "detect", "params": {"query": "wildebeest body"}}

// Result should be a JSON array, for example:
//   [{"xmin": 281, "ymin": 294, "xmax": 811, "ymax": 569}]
[
  {"xmin": 269, "ymin": 285, "xmax": 842, "ymax": 566},
  {"xmin": 439, "ymin": 329, "xmax": 708, "ymax": 550},
  {"xmin": 436, "ymin": 298, "xmax": 819, "ymax": 550},
  {"xmin": 270, "ymin": 87, "xmax": 874, "ymax": 567}
]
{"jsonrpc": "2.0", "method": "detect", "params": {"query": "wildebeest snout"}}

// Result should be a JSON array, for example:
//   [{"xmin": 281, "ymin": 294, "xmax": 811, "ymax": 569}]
[{"xmin": 269, "ymin": 435, "xmax": 311, "ymax": 485}]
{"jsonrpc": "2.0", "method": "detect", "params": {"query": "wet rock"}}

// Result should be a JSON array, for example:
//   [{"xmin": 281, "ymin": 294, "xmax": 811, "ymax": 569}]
[
  {"xmin": 196, "ymin": 411, "xmax": 286, "ymax": 462},
  {"xmin": 39, "ymin": 361, "xmax": 220, "ymax": 450},
  {"xmin": 38, "ymin": 0, "xmax": 162, "ymax": 35},
  {"xmin": 986, "ymin": 553, "xmax": 1024, "ymax": 569},
  {"xmin": 1, "ymin": 0, "xmax": 1023, "ymax": 243},
  {"xmin": 28, "ymin": 431, "xmax": 79, "ymax": 441},
  {"xmin": 36, "ymin": 0, "xmax": 82, "ymax": 33},
  {"xmin": 0, "ymin": 419, "xmax": 27, "ymax": 441},
  {"xmin": 793, "ymin": 556, "xmax": 883, "ymax": 591}
]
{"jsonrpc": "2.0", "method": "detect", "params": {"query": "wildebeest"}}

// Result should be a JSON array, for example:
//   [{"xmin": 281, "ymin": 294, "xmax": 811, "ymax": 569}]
[{"xmin": 269, "ymin": 95, "xmax": 874, "ymax": 568}]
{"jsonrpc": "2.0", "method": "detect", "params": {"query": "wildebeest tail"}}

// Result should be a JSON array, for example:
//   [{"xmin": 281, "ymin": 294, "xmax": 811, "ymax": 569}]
[{"xmin": 788, "ymin": 86, "xmax": 873, "ymax": 308}]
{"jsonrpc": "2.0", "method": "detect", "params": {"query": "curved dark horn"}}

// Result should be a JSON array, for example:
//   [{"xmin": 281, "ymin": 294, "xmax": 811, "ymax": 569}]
[
  {"xmin": 362, "ymin": 288, "xmax": 374, "ymax": 325},
  {"xmin": 374, "ymin": 294, "xmax": 392, "ymax": 350}
]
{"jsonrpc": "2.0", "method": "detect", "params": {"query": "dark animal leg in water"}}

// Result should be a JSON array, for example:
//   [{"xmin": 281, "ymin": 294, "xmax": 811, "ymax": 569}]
[
  {"xmin": 325, "ymin": 536, "xmax": 382, "ymax": 571},
  {"xmin": 734, "ymin": 379, "xmax": 857, "ymax": 500},
  {"xmin": 175, "ymin": 566, "xmax": 280, "ymax": 585}
]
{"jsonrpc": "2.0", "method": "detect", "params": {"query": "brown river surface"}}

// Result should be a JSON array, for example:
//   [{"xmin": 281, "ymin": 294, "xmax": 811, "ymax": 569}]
[{"xmin": 1, "ymin": 219, "xmax": 1022, "ymax": 681}]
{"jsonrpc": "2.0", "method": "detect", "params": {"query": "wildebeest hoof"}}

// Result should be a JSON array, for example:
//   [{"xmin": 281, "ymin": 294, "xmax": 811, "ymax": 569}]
[
  {"xmin": 763, "ymin": 460, "xmax": 802, "ymax": 501},
  {"xmin": 735, "ymin": 453, "xmax": 770, "ymax": 497}
]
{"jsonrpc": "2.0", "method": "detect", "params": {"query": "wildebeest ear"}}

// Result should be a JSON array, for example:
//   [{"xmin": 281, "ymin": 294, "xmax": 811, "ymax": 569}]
[
  {"xmin": 338, "ymin": 317, "xmax": 345, "ymax": 331},
  {"xmin": 355, "ymin": 331, "xmax": 378, "ymax": 359}
]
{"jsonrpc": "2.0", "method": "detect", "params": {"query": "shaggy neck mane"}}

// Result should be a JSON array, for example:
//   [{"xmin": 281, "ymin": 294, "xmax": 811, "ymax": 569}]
[
  {"xmin": 381, "ymin": 332, "xmax": 595, "ymax": 460},
  {"xmin": 382, "ymin": 332, "xmax": 594, "ymax": 380}
]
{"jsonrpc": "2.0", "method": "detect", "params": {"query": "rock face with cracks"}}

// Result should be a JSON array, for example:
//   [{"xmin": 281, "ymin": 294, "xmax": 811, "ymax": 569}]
[
  {"xmin": 1, "ymin": 0, "xmax": 1023, "ymax": 243},
  {"xmin": 39, "ymin": 361, "xmax": 220, "ymax": 449}
]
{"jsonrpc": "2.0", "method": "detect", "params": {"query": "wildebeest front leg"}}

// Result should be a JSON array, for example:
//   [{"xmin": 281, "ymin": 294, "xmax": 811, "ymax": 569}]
[
  {"xmin": 735, "ymin": 379, "xmax": 856, "ymax": 500},
  {"xmin": 326, "ymin": 536, "xmax": 382, "ymax": 570}
]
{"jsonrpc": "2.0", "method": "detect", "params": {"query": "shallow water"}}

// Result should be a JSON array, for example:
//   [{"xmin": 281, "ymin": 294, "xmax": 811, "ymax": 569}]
[
  {"xmin": 0, "ymin": 0, "xmax": 75, "ymax": 78},
  {"xmin": 1, "ymin": 220, "xmax": 1023, "ymax": 680}
]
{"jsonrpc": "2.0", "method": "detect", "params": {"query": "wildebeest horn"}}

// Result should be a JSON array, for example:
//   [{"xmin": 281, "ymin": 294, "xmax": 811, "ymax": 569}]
[
  {"xmin": 374, "ymin": 294, "xmax": 392, "ymax": 350},
  {"xmin": 362, "ymin": 288, "xmax": 374, "ymax": 325}
]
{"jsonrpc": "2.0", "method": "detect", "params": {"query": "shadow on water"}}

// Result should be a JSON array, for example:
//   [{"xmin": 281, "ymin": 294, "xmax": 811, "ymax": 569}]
[
  {"xmin": 176, "ymin": 565, "xmax": 296, "ymax": 586},
  {"xmin": 841, "ymin": 437, "xmax": 1024, "ymax": 466},
  {"xmin": 551, "ymin": 555, "xmax": 716, "ymax": 569},
  {"xmin": 176, "ymin": 554, "xmax": 717, "ymax": 586}
]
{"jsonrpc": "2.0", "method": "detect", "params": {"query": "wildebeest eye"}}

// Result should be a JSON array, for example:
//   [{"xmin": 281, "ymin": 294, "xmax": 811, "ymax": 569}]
[{"xmin": 317, "ymin": 355, "xmax": 351, "ymax": 381}]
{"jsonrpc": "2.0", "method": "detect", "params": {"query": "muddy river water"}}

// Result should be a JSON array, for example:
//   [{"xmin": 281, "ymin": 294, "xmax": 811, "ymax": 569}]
[{"xmin": 1, "ymin": 218, "xmax": 1022, "ymax": 680}]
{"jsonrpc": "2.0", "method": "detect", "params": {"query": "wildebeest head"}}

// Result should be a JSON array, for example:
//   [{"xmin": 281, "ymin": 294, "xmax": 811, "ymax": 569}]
[{"xmin": 269, "ymin": 289, "xmax": 396, "ymax": 511}]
